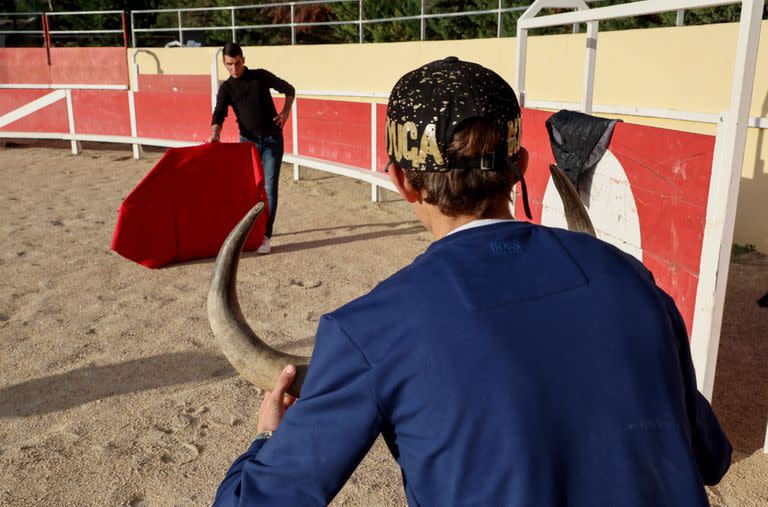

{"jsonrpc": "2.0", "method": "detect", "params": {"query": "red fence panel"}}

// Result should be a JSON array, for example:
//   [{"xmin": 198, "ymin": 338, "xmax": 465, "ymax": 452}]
[
  {"xmin": 71, "ymin": 90, "xmax": 131, "ymax": 136},
  {"xmin": 297, "ymin": 98, "xmax": 370, "ymax": 169},
  {"xmin": 134, "ymin": 91, "xmax": 212, "ymax": 142},
  {"xmin": 0, "ymin": 48, "xmax": 50, "ymax": 85},
  {"xmin": 49, "ymin": 47, "xmax": 128, "ymax": 86},
  {"xmin": 138, "ymin": 74, "xmax": 211, "ymax": 94}
]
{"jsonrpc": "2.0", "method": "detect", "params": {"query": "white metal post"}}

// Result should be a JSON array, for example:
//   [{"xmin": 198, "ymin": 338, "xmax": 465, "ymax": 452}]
[
  {"xmin": 128, "ymin": 91, "xmax": 143, "ymax": 159},
  {"xmin": 131, "ymin": 62, "xmax": 139, "ymax": 91},
  {"xmin": 421, "ymin": 0, "xmax": 426, "ymax": 40},
  {"xmin": 130, "ymin": 11, "xmax": 136, "ymax": 47},
  {"xmin": 676, "ymin": 9, "xmax": 686, "ymax": 25},
  {"xmin": 497, "ymin": 0, "xmax": 503, "ymax": 37},
  {"xmin": 291, "ymin": 4, "xmax": 296, "ymax": 45},
  {"xmin": 64, "ymin": 89, "xmax": 81, "ymax": 155},
  {"xmin": 583, "ymin": 20, "xmax": 598, "ymax": 114},
  {"xmin": 515, "ymin": 1, "xmax": 591, "ymax": 109},
  {"xmin": 359, "ymin": 0, "xmax": 364, "ymax": 43},
  {"xmin": 177, "ymin": 11, "xmax": 183, "ymax": 45},
  {"xmin": 690, "ymin": 0, "xmax": 765, "ymax": 399},
  {"xmin": 292, "ymin": 100, "xmax": 300, "ymax": 180},
  {"xmin": 515, "ymin": 27, "xmax": 528, "ymax": 107},
  {"xmin": 370, "ymin": 102, "xmax": 379, "ymax": 202},
  {"xmin": 231, "ymin": 8, "xmax": 236, "ymax": 42},
  {"xmin": 211, "ymin": 48, "xmax": 221, "ymax": 111}
]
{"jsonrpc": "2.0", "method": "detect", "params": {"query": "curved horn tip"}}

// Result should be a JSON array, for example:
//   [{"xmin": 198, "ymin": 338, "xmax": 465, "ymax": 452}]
[{"xmin": 208, "ymin": 203, "xmax": 312, "ymax": 398}]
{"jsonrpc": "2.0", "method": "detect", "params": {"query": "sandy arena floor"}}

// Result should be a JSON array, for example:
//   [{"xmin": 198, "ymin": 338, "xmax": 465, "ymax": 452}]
[{"xmin": 0, "ymin": 141, "xmax": 766, "ymax": 506}]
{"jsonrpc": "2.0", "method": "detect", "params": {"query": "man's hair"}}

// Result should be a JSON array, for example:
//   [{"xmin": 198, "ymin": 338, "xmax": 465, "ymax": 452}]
[
  {"xmin": 222, "ymin": 42, "xmax": 243, "ymax": 59},
  {"xmin": 404, "ymin": 119, "xmax": 517, "ymax": 218}
]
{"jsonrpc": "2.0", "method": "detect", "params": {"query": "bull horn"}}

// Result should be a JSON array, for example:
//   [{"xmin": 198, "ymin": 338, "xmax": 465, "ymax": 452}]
[
  {"xmin": 549, "ymin": 164, "xmax": 596, "ymax": 237},
  {"xmin": 207, "ymin": 202, "xmax": 309, "ymax": 398}
]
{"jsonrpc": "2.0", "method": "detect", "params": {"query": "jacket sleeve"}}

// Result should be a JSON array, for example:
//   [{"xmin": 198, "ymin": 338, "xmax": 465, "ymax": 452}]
[
  {"xmin": 212, "ymin": 315, "xmax": 383, "ymax": 506},
  {"xmin": 211, "ymin": 84, "xmax": 229, "ymax": 126},
  {"xmin": 262, "ymin": 69, "xmax": 295, "ymax": 96},
  {"xmin": 658, "ymin": 288, "xmax": 732, "ymax": 485}
]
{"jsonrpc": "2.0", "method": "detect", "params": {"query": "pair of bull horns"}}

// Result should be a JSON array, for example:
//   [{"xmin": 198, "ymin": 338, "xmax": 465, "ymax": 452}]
[{"xmin": 207, "ymin": 165, "xmax": 594, "ymax": 398}]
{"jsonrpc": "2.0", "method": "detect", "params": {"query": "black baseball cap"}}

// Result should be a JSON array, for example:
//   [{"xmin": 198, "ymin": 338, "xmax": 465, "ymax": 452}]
[{"xmin": 385, "ymin": 57, "xmax": 531, "ymax": 218}]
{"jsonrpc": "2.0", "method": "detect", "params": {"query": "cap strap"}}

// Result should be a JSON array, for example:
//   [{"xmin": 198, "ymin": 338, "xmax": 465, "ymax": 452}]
[
  {"xmin": 511, "ymin": 162, "xmax": 533, "ymax": 220},
  {"xmin": 447, "ymin": 145, "xmax": 508, "ymax": 171}
]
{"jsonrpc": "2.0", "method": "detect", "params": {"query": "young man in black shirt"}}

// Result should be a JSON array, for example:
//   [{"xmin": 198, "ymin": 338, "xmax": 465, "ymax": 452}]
[{"xmin": 209, "ymin": 42, "xmax": 295, "ymax": 254}]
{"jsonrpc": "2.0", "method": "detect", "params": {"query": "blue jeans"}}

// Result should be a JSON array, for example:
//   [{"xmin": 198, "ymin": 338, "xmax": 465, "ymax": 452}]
[{"xmin": 241, "ymin": 134, "xmax": 284, "ymax": 238}]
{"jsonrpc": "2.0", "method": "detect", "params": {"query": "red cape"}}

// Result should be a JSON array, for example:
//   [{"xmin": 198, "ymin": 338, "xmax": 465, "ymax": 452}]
[{"xmin": 111, "ymin": 143, "xmax": 269, "ymax": 268}]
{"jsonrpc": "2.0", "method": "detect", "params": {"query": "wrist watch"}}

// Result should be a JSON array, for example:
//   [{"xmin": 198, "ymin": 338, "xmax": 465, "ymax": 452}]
[{"xmin": 255, "ymin": 431, "xmax": 273, "ymax": 441}]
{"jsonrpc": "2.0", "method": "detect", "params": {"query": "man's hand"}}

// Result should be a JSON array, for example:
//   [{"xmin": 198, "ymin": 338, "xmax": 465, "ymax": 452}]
[
  {"xmin": 273, "ymin": 110, "xmax": 290, "ymax": 129},
  {"xmin": 256, "ymin": 364, "xmax": 297, "ymax": 433},
  {"xmin": 209, "ymin": 124, "xmax": 222, "ymax": 143}
]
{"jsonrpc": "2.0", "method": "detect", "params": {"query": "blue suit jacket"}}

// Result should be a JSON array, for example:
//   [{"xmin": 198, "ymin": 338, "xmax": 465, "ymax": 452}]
[{"xmin": 214, "ymin": 221, "xmax": 731, "ymax": 506}]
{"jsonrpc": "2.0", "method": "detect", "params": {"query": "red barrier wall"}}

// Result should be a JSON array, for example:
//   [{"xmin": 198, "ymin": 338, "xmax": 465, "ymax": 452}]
[
  {"xmin": 0, "ymin": 48, "xmax": 128, "ymax": 87},
  {"xmin": 0, "ymin": 84, "xmax": 717, "ymax": 333},
  {"xmin": 0, "ymin": 48, "xmax": 50, "ymax": 85},
  {"xmin": 297, "ymin": 98, "xmax": 370, "ymax": 168},
  {"xmin": 134, "ymin": 91, "xmax": 212, "ymax": 141},
  {"xmin": 49, "ymin": 47, "xmax": 128, "ymax": 86},
  {"xmin": 138, "ymin": 74, "xmax": 211, "ymax": 94},
  {"xmin": 71, "ymin": 90, "xmax": 131, "ymax": 136}
]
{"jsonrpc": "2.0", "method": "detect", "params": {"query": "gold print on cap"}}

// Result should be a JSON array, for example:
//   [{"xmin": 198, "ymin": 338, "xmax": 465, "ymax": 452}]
[
  {"xmin": 387, "ymin": 118, "xmax": 402, "ymax": 160},
  {"xmin": 419, "ymin": 124, "xmax": 443, "ymax": 166},
  {"xmin": 386, "ymin": 119, "xmax": 444, "ymax": 167},
  {"xmin": 506, "ymin": 117, "xmax": 521, "ymax": 156},
  {"xmin": 400, "ymin": 121, "xmax": 419, "ymax": 161}
]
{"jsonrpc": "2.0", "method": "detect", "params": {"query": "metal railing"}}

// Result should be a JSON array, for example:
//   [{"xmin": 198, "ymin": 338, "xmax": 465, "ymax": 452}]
[
  {"xmin": 129, "ymin": 0, "xmax": 691, "ymax": 48},
  {"xmin": 0, "ymin": 10, "xmax": 128, "ymax": 47},
  {"xmin": 0, "ymin": 3, "xmax": 707, "ymax": 49}
]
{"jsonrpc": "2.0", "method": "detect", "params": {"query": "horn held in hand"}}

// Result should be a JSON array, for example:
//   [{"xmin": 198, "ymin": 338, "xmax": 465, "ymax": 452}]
[
  {"xmin": 548, "ymin": 164, "xmax": 596, "ymax": 237},
  {"xmin": 207, "ymin": 202, "xmax": 310, "ymax": 398}
]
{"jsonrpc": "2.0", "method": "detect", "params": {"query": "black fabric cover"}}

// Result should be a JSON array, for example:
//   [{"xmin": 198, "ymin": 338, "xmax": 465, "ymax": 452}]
[{"xmin": 545, "ymin": 110, "xmax": 620, "ymax": 188}]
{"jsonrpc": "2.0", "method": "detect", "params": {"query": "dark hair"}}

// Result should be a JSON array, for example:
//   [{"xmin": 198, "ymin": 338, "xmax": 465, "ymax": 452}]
[
  {"xmin": 222, "ymin": 42, "xmax": 243, "ymax": 59},
  {"xmin": 404, "ymin": 119, "xmax": 517, "ymax": 218}
]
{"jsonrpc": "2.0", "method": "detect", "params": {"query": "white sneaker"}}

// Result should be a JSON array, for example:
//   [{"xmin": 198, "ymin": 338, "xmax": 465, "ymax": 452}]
[{"xmin": 257, "ymin": 236, "xmax": 271, "ymax": 254}]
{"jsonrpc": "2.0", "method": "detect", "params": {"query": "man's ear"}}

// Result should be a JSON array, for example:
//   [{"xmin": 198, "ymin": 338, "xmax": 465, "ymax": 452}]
[{"xmin": 388, "ymin": 164, "xmax": 421, "ymax": 203}]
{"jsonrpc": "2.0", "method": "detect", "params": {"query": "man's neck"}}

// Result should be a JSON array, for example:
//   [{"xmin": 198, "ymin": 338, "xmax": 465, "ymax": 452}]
[{"xmin": 427, "ymin": 203, "xmax": 514, "ymax": 241}]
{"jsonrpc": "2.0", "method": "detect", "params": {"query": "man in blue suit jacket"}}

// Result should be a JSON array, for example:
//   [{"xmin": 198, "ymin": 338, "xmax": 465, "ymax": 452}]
[{"xmin": 214, "ymin": 57, "xmax": 731, "ymax": 506}]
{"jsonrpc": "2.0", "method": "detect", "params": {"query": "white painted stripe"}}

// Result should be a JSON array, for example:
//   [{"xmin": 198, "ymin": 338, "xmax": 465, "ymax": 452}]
[
  {"xmin": 0, "ymin": 84, "xmax": 54, "ymax": 89},
  {"xmin": 273, "ymin": 89, "xmax": 390, "ymax": 99},
  {"xmin": 370, "ymin": 102, "xmax": 377, "ymax": 171},
  {"xmin": 65, "ymin": 89, "xmax": 76, "ymax": 135},
  {"xmin": 0, "ymin": 84, "xmax": 128, "ymax": 90},
  {"xmin": 527, "ymin": 99, "xmax": 724, "ymax": 124},
  {"xmin": 65, "ymin": 89, "xmax": 80, "ymax": 155},
  {"xmin": 51, "ymin": 84, "xmax": 128, "ymax": 90},
  {"xmin": 0, "ymin": 90, "xmax": 65, "ymax": 129},
  {"xmin": 283, "ymin": 154, "xmax": 395, "ymax": 191}
]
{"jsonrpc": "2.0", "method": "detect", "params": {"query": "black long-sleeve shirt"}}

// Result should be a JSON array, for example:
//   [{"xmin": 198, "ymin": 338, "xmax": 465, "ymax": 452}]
[{"xmin": 211, "ymin": 67, "xmax": 295, "ymax": 138}]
